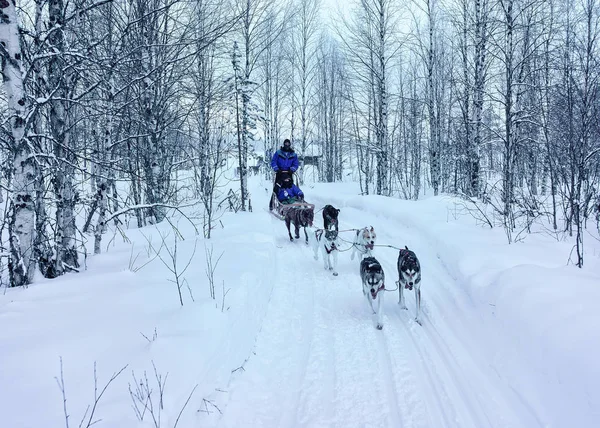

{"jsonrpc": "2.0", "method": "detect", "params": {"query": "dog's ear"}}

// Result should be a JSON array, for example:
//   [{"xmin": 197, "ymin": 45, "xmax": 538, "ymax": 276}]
[
  {"xmin": 370, "ymin": 226, "xmax": 374, "ymax": 231},
  {"xmin": 336, "ymin": 209, "xmax": 340, "ymax": 213},
  {"xmin": 405, "ymin": 245, "xmax": 409, "ymax": 250}
]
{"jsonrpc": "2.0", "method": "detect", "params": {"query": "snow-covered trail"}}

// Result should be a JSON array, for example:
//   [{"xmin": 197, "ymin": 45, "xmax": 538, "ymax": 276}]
[
  {"xmin": 213, "ymin": 212, "xmax": 412, "ymax": 428},
  {"xmin": 209, "ymin": 183, "xmax": 545, "ymax": 428},
  {"xmin": 325, "ymin": 201, "xmax": 544, "ymax": 428}
]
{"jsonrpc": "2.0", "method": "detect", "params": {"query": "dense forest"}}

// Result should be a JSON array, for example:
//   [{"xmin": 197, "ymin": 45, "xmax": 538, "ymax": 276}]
[{"xmin": 1, "ymin": 0, "xmax": 598, "ymax": 287}]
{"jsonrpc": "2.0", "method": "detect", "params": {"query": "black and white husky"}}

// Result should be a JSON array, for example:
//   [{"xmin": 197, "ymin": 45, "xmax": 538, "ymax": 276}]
[
  {"xmin": 360, "ymin": 256, "xmax": 385, "ymax": 330},
  {"xmin": 351, "ymin": 226, "xmax": 377, "ymax": 260},
  {"xmin": 312, "ymin": 224, "xmax": 340, "ymax": 276},
  {"xmin": 397, "ymin": 246, "xmax": 422, "ymax": 324}
]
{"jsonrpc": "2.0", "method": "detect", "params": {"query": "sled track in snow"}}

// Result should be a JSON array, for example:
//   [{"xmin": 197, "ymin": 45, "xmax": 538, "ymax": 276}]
[
  {"xmin": 286, "ymin": 237, "xmax": 411, "ymax": 427},
  {"xmin": 214, "ymin": 194, "xmax": 544, "ymax": 428},
  {"xmin": 267, "ymin": 206, "xmax": 478, "ymax": 428},
  {"xmin": 333, "ymin": 203, "xmax": 539, "ymax": 428}
]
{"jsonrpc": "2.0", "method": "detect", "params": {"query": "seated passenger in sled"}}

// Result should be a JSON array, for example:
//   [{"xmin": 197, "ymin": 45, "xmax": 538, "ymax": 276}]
[{"xmin": 276, "ymin": 176, "xmax": 304, "ymax": 204}]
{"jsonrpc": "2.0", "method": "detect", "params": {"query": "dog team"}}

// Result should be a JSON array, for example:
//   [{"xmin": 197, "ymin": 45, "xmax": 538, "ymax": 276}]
[
  {"xmin": 271, "ymin": 139, "xmax": 421, "ymax": 329},
  {"xmin": 284, "ymin": 202, "xmax": 423, "ymax": 329}
]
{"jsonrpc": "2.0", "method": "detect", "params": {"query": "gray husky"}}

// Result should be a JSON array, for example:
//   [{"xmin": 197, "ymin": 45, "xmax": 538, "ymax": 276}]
[
  {"xmin": 360, "ymin": 256, "xmax": 385, "ymax": 330},
  {"xmin": 312, "ymin": 223, "xmax": 340, "ymax": 276}
]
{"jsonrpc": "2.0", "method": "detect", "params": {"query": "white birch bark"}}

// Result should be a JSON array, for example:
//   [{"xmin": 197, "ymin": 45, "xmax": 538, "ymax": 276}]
[
  {"xmin": 424, "ymin": 0, "xmax": 441, "ymax": 196},
  {"xmin": 470, "ymin": 0, "xmax": 490, "ymax": 197},
  {"xmin": 239, "ymin": 0, "xmax": 252, "ymax": 211},
  {"xmin": 49, "ymin": 0, "xmax": 79, "ymax": 272},
  {"xmin": 1, "ymin": 0, "xmax": 37, "ymax": 286},
  {"xmin": 297, "ymin": 0, "xmax": 319, "ymax": 157}
]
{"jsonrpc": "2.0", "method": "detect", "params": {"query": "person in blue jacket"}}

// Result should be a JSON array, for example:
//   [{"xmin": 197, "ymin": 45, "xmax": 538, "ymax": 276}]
[
  {"xmin": 271, "ymin": 139, "xmax": 299, "ymax": 173},
  {"xmin": 277, "ymin": 176, "xmax": 304, "ymax": 204}
]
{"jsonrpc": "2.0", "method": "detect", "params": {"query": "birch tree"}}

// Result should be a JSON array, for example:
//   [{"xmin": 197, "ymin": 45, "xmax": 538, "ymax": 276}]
[
  {"xmin": 412, "ymin": 0, "xmax": 448, "ymax": 196},
  {"xmin": 48, "ymin": 0, "xmax": 80, "ymax": 272},
  {"xmin": 489, "ymin": 0, "xmax": 543, "ymax": 241},
  {"xmin": 191, "ymin": 0, "xmax": 238, "ymax": 198},
  {"xmin": 1, "ymin": 0, "xmax": 37, "ymax": 286},
  {"xmin": 452, "ymin": 0, "xmax": 492, "ymax": 196},
  {"xmin": 315, "ymin": 38, "xmax": 347, "ymax": 182},
  {"xmin": 234, "ymin": 0, "xmax": 281, "ymax": 211},
  {"xmin": 294, "ymin": 0, "xmax": 320, "ymax": 158},
  {"xmin": 340, "ymin": 0, "xmax": 396, "ymax": 194},
  {"xmin": 553, "ymin": 0, "xmax": 600, "ymax": 266},
  {"xmin": 259, "ymin": 10, "xmax": 287, "ymax": 155}
]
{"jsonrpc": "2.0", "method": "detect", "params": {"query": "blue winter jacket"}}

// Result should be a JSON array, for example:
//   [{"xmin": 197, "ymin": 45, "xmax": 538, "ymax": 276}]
[
  {"xmin": 277, "ymin": 184, "xmax": 304, "ymax": 202},
  {"xmin": 271, "ymin": 149, "xmax": 299, "ymax": 172}
]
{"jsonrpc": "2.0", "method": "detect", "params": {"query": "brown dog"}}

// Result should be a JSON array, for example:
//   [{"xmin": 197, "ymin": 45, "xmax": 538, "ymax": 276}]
[{"xmin": 285, "ymin": 205, "xmax": 314, "ymax": 242}]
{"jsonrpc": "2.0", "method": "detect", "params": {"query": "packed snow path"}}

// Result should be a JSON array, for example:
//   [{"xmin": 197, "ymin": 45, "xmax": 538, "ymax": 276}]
[{"xmin": 210, "ymin": 189, "xmax": 544, "ymax": 428}]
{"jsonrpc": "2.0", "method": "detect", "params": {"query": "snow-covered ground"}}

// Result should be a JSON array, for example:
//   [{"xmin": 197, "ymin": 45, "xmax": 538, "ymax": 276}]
[{"xmin": 1, "ymin": 175, "xmax": 599, "ymax": 428}]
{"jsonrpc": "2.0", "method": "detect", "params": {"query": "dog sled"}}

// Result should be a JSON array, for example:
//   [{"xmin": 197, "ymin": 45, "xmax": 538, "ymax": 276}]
[
  {"xmin": 269, "ymin": 195, "xmax": 315, "ymax": 220},
  {"xmin": 268, "ymin": 171, "xmax": 315, "ymax": 220}
]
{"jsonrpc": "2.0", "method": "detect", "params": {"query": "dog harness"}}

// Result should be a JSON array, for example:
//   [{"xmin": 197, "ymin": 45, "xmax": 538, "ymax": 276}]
[{"xmin": 325, "ymin": 242, "xmax": 337, "ymax": 254}]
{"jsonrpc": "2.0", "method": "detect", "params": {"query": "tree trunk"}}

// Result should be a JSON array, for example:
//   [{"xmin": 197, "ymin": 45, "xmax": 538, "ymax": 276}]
[
  {"xmin": 49, "ymin": 0, "xmax": 79, "ymax": 272},
  {"xmin": 1, "ymin": 1, "xmax": 37, "ymax": 286}
]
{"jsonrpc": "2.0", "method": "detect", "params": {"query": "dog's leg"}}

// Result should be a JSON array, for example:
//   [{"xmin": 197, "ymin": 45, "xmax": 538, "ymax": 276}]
[
  {"xmin": 398, "ymin": 280, "xmax": 407, "ymax": 310},
  {"xmin": 304, "ymin": 227, "xmax": 309, "ymax": 244},
  {"xmin": 415, "ymin": 286, "xmax": 422, "ymax": 325},
  {"xmin": 376, "ymin": 292, "xmax": 384, "ymax": 330},
  {"xmin": 294, "ymin": 222, "xmax": 301, "ymax": 239},
  {"xmin": 321, "ymin": 244, "xmax": 329, "ymax": 271},
  {"xmin": 362, "ymin": 282, "xmax": 371, "ymax": 307},
  {"xmin": 286, "ymin": 217, "xmax": 294, "ymax": 241},
  {"xmin": 312, "ymin": 234, "xmax": 319, "ymax": 261},
  {"xmin": 332, "ymin": 245, "xmax": 338, "ymax": 276},
  {"xmin": 351, "ymin": 233, "xmax": 358, "ymax": 260}
]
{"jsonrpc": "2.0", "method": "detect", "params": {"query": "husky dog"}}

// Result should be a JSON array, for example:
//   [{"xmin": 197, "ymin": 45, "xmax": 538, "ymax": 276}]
[
  {"xmin": 285, "ymin": 205, "xmax": 314, "ymax": 242},
  {"xmin": 312, "ymin": 223, "xmax": 340, "ymax": 276},
  {"xmin": 397, "ymin": 246, "xmax": 422, "ymax": 324},
  {"xmin": 322, "ymin": 204, "xmax": 340, "ymax": 230},
  {"xmin": 351, "ymin": 226, "xmax": 377, "ymax": 260},
  {"xmin": 360, "ymin": 256, "xmax": 385, "ymax": 330}
]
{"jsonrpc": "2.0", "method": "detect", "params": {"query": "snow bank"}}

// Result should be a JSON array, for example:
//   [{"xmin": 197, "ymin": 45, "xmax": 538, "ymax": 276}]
[{"xmin": 0, "ymin": 210, "xmax": 276, "ymax": 427}]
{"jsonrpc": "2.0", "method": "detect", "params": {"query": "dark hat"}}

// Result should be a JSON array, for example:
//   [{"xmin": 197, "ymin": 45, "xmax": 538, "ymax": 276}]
[{"xmin": 283, "ymin": 139, "xmax": 291, "ymax": 147}]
